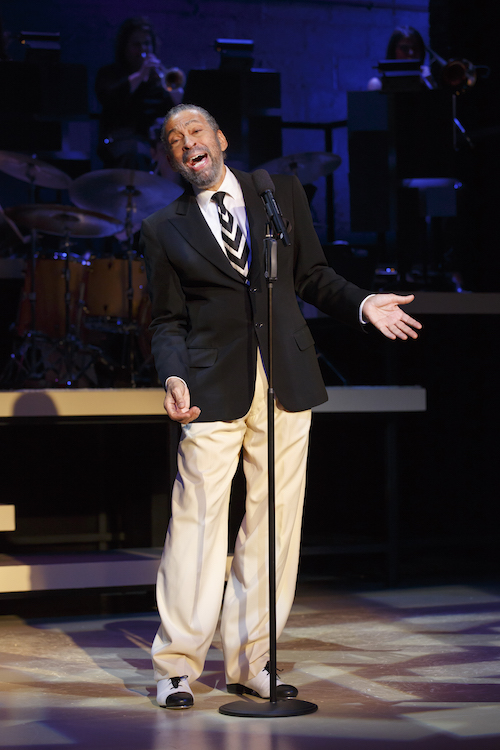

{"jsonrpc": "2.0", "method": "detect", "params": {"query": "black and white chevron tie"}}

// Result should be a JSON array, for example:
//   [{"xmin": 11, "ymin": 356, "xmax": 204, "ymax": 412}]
[{"xmin": 211, "ymin": 191, "xmax": 249, "ymax": 278}]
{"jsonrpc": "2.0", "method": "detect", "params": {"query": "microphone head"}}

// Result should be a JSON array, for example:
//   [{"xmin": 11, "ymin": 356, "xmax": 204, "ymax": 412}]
[{"xmin": 252, "ymin": 169, "xmax": 275, "ymax": 196}]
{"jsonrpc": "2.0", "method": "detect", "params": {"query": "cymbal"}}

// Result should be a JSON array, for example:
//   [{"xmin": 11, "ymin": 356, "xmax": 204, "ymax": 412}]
[
  {"xmin": 5, "ymin": 204, "xmax": 124, "ymax": 238},
  {"xmin": 0, "ymin": 151, "xmax": 73, "ymax": 190},
  {"xmin": 255, "ymin": 152, "xmax": 341, "ymax": 184},
  {"xmin": 69, "ymin": 169, "xmax": 183, "ymax": 223}
]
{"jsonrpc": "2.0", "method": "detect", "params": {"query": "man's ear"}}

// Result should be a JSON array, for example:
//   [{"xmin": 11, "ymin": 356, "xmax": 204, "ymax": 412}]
[{"xmin": 217, "ymin": 129, "xmax": 228, "ymax": 154}]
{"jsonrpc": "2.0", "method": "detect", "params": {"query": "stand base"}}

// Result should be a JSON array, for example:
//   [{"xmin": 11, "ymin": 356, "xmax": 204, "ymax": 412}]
[{"xmin": 219, "ymin": 697, "xmax": 318, "ymax": 718}]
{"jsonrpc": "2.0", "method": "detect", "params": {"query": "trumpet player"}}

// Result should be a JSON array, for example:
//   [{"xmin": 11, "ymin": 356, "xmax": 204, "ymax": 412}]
[{"xmin": 95, "ymin": 16, "xmax": 185, "ymax": 171}]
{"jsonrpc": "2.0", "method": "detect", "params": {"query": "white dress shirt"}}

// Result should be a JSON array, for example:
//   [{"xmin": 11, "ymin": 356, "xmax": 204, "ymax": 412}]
[{"xmin": 194, "ymin": 167, "xmax": 251, "ymax": 271}]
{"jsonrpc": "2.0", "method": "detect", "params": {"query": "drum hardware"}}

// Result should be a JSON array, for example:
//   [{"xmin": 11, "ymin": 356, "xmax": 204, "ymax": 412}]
[
  {"xmin": 1, "ymin": 204, "xmax": 124, "ymax": 388},
  {"xmin": 254, "ymin": 152, "xmax": 341, "ymax": 185},
  {"xmin": 68, "ymin": 168, "xmax": 183, "ymax": 225},
  {"xmin": 116, "ymin": 184, "xmax": 143, "ymax": 385},
  {"xmin": 69, "ymin": 169, "xmax": 181, "ymax": 386},
  {"xmin": 0, "ymin": 202, "xmax": 30, "ymax": 245},
  {"xmin": 0, "ymin": 152, "xmax": 75, "ymax": 385},
  {"xmin": 0, "ymin": 155, "xmax": 141, "ymax": 387},
  {"xmin": 0, "ymin": 150, "xmax": 73, "ymax": 194},
  {"xmin": 5, "ymin": 204, "xmax": 125, "ymax": 239},
  {"xmin": 55, "ymin": 232, "xmax": 89, "ymax": 383},
  {"xmin": 1, "ymin": 162, "xmax": 172, "ymax": 388},
  {"xmin": 78, "ymin": 253, "xmax": 155, "ymax": 385}
]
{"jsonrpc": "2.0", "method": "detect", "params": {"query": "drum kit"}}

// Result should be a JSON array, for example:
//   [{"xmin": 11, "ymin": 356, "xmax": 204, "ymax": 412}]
[
  {"xmin": 256, "ymin": 152, "xmax": 341, "ymax": 185},
  {"xmin": 0, "ymin": 148, "xmax": 341, "ymax": 388},
  {"xmin": 0, "ymin": 150, "xmax": 182, "ymax": 388}
]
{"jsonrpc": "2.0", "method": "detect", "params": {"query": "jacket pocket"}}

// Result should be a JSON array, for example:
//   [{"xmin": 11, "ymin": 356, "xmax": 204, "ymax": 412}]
[
  {"xmin": 188, "ymin": 348, "xmax": 218, "ymax": 367},
  {"xmin": 294, "ymin": 325, "xmax": 315, "ymax": 351}
]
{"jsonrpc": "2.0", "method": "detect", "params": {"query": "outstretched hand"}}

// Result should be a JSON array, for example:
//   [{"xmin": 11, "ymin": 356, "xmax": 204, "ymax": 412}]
[
  {"xmin": 362, "ymin": 294, "xmax": 422, "ymax": 340},
  {"xmin": 164, "ymin": 377, "xmax": 201, "ymax": 424}
]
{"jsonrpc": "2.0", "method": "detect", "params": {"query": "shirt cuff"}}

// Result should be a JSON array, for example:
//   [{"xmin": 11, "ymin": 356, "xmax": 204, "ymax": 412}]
[
  {"xmin": 359, "ymin": 294, "xmax": 376, "ymax": 325},
  {"xmin": 165, "ymin": 376, "xmax": 188, "ymax": 390}
]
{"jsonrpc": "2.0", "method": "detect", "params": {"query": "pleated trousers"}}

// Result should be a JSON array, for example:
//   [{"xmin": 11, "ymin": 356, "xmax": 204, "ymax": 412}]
[{"xmin": 151, "ymin": 354, "xmax": 312, "ymax": 684}]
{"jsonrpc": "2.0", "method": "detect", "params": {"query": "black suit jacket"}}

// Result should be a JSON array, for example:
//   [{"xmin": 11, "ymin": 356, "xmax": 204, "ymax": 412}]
[{"xmin": 140, "ymin": 168, "xmax": 369, "ymax": 422}]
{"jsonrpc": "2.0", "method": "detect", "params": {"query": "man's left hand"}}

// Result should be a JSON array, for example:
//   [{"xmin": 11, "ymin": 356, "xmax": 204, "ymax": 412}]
[{"xmin": 362, "ymin": 293, "xmax": 422, "ymax": 340}]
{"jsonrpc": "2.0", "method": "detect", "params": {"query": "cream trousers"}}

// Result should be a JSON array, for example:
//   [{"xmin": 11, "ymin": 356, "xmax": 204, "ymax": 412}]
[{"xmin": 151, "ymin": 354, "xmax": 312, "ymax": 684}]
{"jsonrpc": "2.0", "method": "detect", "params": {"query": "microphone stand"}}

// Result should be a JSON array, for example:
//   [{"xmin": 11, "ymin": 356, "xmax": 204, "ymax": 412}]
[{"xmin": 219, "ymin": 224, "xmax": 318, "ymax": 718}]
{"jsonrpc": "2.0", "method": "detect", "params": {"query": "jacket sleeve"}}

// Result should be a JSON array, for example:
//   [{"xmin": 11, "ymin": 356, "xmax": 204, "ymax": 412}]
[
  {"xmin": 140, "ymin": 218, "xmax": 191, "ymax": 387},
  {"xmin": 288, "ymin": 175, "xmax": 369, "ymax": 328}
]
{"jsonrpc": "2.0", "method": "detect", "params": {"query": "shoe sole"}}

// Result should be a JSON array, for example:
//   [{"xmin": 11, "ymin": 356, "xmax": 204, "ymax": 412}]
[
  {"xmin": 159, "ymin": 703, "xmax": 193, "ymax": 710},
  {"xmin": 227, "ymin": 683, "xmax": 261, "ymax": 698},
  {"xmin": 226, "ymin": 683, "xmax": 298, "ymax": 699},
  {"xmin": 158, "ymin": 692, "xmax": 194, "ymax": 709}
]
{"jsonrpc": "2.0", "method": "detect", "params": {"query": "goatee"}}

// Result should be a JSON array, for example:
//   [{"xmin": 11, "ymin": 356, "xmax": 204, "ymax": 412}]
[{"xmin": 177, "ymin": 147, "xmax": 224, "ymax": 188}]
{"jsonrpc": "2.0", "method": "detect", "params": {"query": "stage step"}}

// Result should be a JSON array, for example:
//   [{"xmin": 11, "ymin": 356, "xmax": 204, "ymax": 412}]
[
  {"xmin": 0, "ymin": 549, "xmax": 235, "ymax": 594},
  {"xmin": 0, "ymin": 505, "xmax": 15, "ymax": 532}
]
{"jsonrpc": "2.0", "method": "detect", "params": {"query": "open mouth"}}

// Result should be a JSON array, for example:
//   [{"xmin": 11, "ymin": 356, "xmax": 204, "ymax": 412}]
[{"xmin": 186, "ymin": 152, "xmax": 208, "ymax": 170}]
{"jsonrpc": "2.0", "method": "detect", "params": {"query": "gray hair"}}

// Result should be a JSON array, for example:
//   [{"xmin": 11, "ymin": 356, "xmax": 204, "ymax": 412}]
[{"xmin": 160, "ymin": 104, "xmax": 220, "ymax": 150}]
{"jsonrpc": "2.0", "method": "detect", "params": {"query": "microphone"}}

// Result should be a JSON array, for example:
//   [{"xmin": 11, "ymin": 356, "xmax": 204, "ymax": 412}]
[{"xmin": 252, "ymin": 169, "xmax": 291, "ymax": 247}]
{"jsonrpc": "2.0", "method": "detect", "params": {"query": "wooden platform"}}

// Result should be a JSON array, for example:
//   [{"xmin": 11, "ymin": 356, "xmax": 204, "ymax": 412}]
[
  {"xmin": 0, "ymin": 385, "xmax": 426, "ymax": 592},
  {"xmin": 0, "ymin": 385, "xmax": 426, "ymax": 418},
  {"xmin": 0, "ymin": 505, "xmax": 15, "ymax": 532},
  {"xmin": 0, "ymin": 387, "xmax": 166, "ymax": 418},
  {"xmin": 0, "ymin": 548, "xmax": 162, "ymax": 594},
  {"xmin": 0, "ymin": 549, "xmax": 236, "ymax": 594}
]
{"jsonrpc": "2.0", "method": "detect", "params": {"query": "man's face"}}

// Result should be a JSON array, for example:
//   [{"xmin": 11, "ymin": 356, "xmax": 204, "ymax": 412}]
[
  {"xmin": 125, "ymin": 29, "xmax": 154, "ymax": 71},
  {"xmin": 164, "ymin": 109, "xmax": 228, "ymax": 190}
]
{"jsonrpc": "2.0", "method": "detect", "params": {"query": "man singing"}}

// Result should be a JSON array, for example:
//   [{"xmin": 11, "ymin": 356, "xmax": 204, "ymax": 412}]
[{"xmin": 140, "ymin": 103, "xmax": 421, "ymax": 709}]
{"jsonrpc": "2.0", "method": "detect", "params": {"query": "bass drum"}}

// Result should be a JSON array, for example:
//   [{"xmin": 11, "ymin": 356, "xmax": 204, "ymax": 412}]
[
  {"xmin": 137, "ymin": 290, "xmax": 152, "ymax": 362},
  {"xmin": 83, "ymin": 257, "xmax": 148, "ymax": 331},
  {"xmin": 17, "ymin": 257, "xmax": 88, "ymax": 339}
]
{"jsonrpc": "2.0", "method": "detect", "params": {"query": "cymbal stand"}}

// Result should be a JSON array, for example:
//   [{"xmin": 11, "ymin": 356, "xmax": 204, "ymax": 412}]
[
  {"xmin": 1, "ymin": 174, "xmax": 47, "ymax": 386},
  {"xmin": 60, "ymin": 232, "xmax": 78, "ymax": 384},
  {"xmin": 23, "ymin": 168, "xmax": 45, "ymax": 378},
  {"xmin": 52, "ymin": 232, "xmax": 100, "ymax": 387},
  {"xmin": 122, "ymin": 184, "xmax": 139, "ymax": 386},
  {"xmin": 25, "ymin": 228, "xmax": 44, "ymax": 375}
]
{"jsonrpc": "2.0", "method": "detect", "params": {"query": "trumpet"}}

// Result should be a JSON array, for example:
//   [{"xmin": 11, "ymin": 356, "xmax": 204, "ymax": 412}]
[
  {"xmin": 426, "ymin": 46, "xmax": 480, "ymax": 94},
  {"xmin": 141, "ymin": 52, "xmax": 185, "ymax": 91},
  {"xmin": 441, "ymin": 59, "xmax": 477, "ymax": 93},
  {"xmin": 164, "ymin": 67, "xmax": 186, "ymax": 91}
]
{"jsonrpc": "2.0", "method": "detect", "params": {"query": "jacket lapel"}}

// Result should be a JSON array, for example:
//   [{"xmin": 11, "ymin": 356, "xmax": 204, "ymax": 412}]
[
  {"xmin": 168, "ymin": 188, "xmax": 244, "ymax": 282},
  {"xmin": 167, "ymin": 170, "xmax": 268, "ymax": 286}
]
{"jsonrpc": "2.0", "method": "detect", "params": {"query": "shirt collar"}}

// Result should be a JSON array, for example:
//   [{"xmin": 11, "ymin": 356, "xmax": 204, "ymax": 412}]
[{"xmin": 194, "ymin": 167, "xmax": 242, "ymax": 209}]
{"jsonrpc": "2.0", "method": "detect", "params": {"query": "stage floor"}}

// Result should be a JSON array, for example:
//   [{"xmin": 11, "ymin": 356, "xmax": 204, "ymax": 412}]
[{"xmin": 1, "ymin": 580, "xmax": 500, "ymax": 749}]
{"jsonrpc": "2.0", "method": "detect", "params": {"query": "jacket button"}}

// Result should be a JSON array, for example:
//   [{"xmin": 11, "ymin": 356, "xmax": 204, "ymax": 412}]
[{"xmin": 255, "ymin": 322, "xmax": 263, "ymax": 328}]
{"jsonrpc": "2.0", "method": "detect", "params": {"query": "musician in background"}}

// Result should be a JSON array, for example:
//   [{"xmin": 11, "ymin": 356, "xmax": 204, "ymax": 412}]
[
  {"xmin": 95, "ymin": 16, "xmax": 184, "ymax": 170},
  {"xmin": 368, "ymin": 25, "xmax": 436, "ymax": 91}
]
